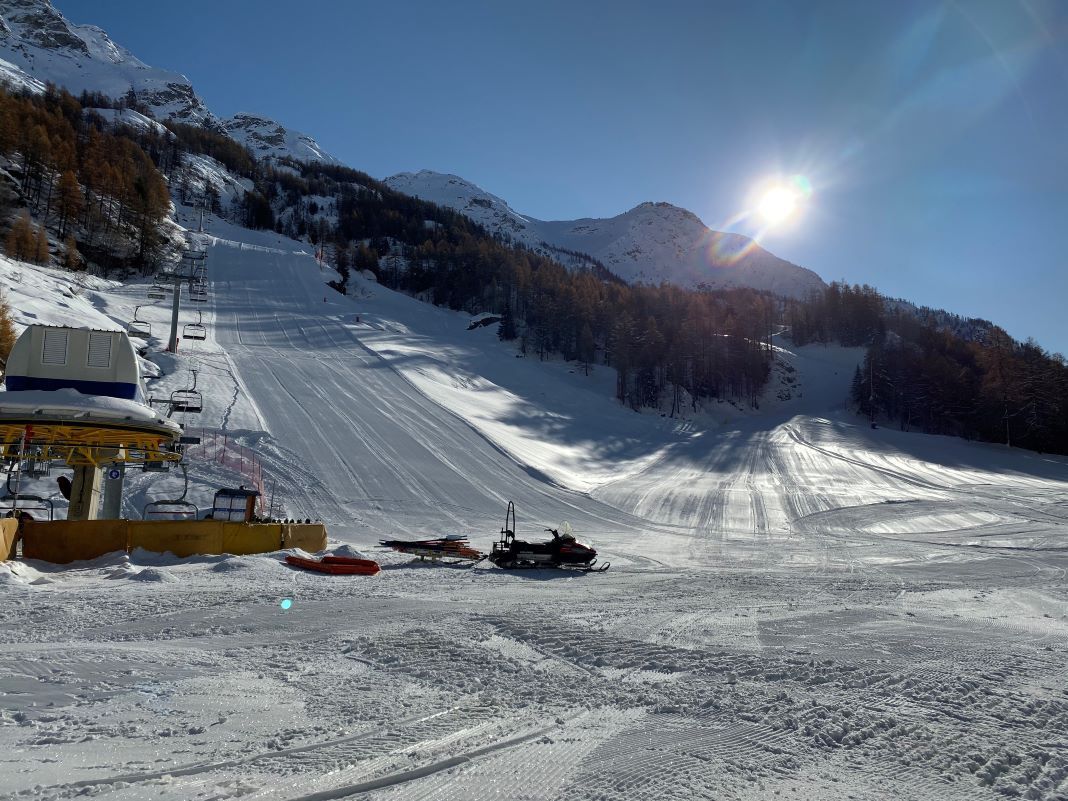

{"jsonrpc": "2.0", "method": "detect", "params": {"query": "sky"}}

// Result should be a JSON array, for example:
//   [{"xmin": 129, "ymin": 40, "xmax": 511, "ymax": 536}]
[{"xmin": 57, "ymin": 0, "xmax": 1068, "ymax": 354}]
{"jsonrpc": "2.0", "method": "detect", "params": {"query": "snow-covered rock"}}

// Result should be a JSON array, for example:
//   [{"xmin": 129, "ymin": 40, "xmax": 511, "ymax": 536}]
[
  {"xmin": 221, "ymin": 113, "xmax": 340, "ymax": 166},
  {"xmin": 0, "ymin": 1, "xmax": 340, "ymax": 166},
  {"xmin": 0, "ymin": 0, "xmax": 212, "ymax": 123},
  {"xmin": 385, "ymin": 170, "xmax": 826, "ymax": 298}
]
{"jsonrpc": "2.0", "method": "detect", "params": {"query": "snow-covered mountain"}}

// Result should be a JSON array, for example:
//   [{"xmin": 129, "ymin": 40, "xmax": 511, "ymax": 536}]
[
  {"xmin": 385, "ymin": 170, "xmax": 825, "ymax": 298},
  {"xmin": 0, "ymin": 0, "xmax": 211, "ymax": 122},
  {"xmin": 221, "ymin": 113, "xmax": 341, "ymax": 166},
  {"xmin": 0, "ymin": 0, "xmax": 338, "ymax": 165}
]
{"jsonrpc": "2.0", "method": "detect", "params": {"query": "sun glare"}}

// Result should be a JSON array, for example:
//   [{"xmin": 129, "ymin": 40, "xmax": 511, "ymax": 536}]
[{"xmin": 758, "ymin": 186, "xmax": 799, "ymax": 224}]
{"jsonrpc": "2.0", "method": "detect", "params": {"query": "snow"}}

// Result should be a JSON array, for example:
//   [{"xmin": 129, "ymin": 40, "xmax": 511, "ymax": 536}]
[
  {"xmin": 0, "ymin": 53, "xmax": 43, "ymax": 94},
  {"xmin": 0, "ymin": 209, "xmax": 1067, "ymax": 801},
  {"xmin": 0, "ymin": 2, "xmax": 339, "ymax": 166},
  {"xmin": 0, "ymin": 0, "xmax": 213, "ymax": 124},
  {"xmin": 385, "ymin": 170, "xmax": 827, "ymax": 298},
  {"xmin": 0, "ymin": 388, "xmax": 180, "ymax": 430},
  {"xmin": 86, "ymin": 107, "xmax": 170, "ymax": 138},
  {"xmin": 221, "ymin": 113, "xmax": 341, "ymax": 166}
]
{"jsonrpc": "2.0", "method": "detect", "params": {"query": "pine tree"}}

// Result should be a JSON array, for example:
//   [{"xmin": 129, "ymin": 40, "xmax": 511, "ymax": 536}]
[
  {"xmin": 32, "ymin": 222, "xmax": 49, "ymax": 264},
  {"xmin": 4, "ymin": 210, "xmax": 34, "ymax": 261},
  {"xmin": 498, "ymin": 298, "xmax": 517, "ymax": 341},
  {"xmin": 578, "ymin": 322, "xmax": 595, "ymax": 376},
  {"xmin": 56, "ymin": 169, "xmax": 82, "ymax": 237},
  {"xmin": 0, "ymin": 290, "xmax": 15, "ymax": 367},
  {"xmin": 63, "ymin": 234, "xmax": 81, "ymax": 270}
]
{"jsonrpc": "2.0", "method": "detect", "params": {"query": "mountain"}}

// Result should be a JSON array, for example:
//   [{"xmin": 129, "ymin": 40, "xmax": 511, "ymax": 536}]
[
  {"xmin": 221, "ymin": 113, "xmax": 341, "ymax": 166},
  {"xmin": 385, "ymin": 170, "xmax": 826, "ymax": 298},
  {"xmin": 1, "ymin": 0, "xmax": 820, "ymax": 298},
  {"xmin": 0, "ymin": 0, "xmax": 337, "ymax": 164},
  {"xmin": 0, "ymin": 0, "xmax": 211, "ymax": 122}
]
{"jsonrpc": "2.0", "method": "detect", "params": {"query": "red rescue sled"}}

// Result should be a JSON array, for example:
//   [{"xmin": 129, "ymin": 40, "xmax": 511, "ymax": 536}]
[{"xmin": 285, "ymin": 554, "xmax": 381, "ymax": 575}]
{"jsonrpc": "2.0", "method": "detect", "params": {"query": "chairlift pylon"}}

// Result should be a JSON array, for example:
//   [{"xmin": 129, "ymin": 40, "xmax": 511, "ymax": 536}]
[
  {"xmin": 169, "ymin": 369, "xmax": 203, "ymax": 414},
  {"xmin": 127, "ymin": 305, "xmax": 152, "ymax": 339}
]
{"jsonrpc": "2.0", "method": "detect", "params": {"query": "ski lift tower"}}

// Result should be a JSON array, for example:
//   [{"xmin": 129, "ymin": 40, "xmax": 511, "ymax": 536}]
[{"xmin": 165, "ymin": 247, "xmax": 208, "ymax": 353}]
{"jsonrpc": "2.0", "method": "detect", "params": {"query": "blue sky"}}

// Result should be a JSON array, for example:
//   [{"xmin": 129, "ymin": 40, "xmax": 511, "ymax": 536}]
[{"xmin": 58, "ymin": 0, "xmax": 1068, "ymax": 353}]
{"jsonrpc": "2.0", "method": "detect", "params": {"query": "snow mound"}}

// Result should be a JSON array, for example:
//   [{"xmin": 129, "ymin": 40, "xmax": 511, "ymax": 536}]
[{"xmin": 129, "ymin": 567, "xmax": 177, "ymax": 583}]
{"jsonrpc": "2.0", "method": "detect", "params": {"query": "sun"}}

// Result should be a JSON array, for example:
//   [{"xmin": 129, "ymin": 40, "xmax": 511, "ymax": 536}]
[{"xmin": 757, "ymin": 185, "xmax": 799, "ymax": 224}]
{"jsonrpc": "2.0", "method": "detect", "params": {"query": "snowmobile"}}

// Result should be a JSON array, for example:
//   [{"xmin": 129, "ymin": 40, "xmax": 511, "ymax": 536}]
[
  {"xmin": 379, "ymin": 534, "xmax": 485, "ymax": 563},
  {"xmin": 488, "ymin": 502, "xmax": 609, "ymax": 572}
]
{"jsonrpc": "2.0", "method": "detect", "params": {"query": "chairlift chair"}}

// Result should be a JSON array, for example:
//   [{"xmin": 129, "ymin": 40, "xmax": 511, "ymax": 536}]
[
  {"xmin": 147, "ymin": 286, "xmax": 166, "ymax": 300},
  {"xmin": 0, "ymin": 494, "xmax": 55, "ymax": 521},
  {"xmin": 1, "ymin": 466, "xmax": 55, "ymax": 521},
  {"xmin": 127, "ymin": 305, "xmax": 152, "ymax": 339},
  {"xmin": 189, "ymin": 289, "xmax": 208, "ymax": 303},
  {"xmin": 142, "ymin": 462, "xmax": 198, "ymax": 520},
  {"xmin": 183, "ymin": 318, "xmax": 206, "ymax": 341},
  {"xmin": 24, "ymin": 455, "xmax": 50, "ymax": 479},
  {"xmin": 170, "ymin": 370, "xmax": 203, "ymax": 414}
]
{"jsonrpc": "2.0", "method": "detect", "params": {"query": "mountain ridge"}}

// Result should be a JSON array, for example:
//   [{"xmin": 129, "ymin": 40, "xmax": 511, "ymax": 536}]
[
  {"xmin": 0, "ymin": 0, "xmax": 338, "ymax": 164},
  {"xmin": 385, "ymin": 170, "xmax": 825, "ymax": 298}
]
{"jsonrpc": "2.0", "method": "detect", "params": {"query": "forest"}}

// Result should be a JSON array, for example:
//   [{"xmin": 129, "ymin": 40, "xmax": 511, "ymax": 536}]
[
  {"xmin": 787, "ymin": 282, "xmax": 1068, "ymax": 454},
  {"xmin": 0, "ymin": 85, "xmax": 171, "ymax": 272}
]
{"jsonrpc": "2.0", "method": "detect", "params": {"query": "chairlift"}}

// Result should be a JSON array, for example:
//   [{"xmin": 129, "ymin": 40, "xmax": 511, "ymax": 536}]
[
  {"xmin": 0, "ymin": 494, "xmax": 55, "ymax": 521},
  {"xmin": 142, "ymin": 462, "xmax": 198, "ymax": 520},
  {"xmin": 127, "ymin": 305, "xmax": 152, "ymax": 339},
  {"xmin": 183, "ymin": 310, "xmax": 206, "ymax": 341},
  {"xmin": 147, "ymin": 286, "xmax": 166, "ymax": 300},
  {"xmin": 189, "ymin": 288, "xmax": 208, "ymax": 303},
  {"xmin": 24, "ymin": 455, "xmax": 50, "ymax": 478},
  {"xmin": 1, "ymin": 465, "xmax": 55, "ymax": 521},
  {"xmin": 170, "ymin": 370, "xmax": 203, "ymax": 414}
]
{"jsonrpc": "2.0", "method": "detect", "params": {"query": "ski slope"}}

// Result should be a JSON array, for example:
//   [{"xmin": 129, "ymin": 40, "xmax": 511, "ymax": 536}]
[{"xmin": 2, "ymin": 226, "xmax": 1067, "ymax": 801}]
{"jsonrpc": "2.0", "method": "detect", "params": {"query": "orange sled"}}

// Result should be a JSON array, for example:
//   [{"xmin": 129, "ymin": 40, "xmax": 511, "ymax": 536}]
[{"xmin": 285, "ymin": 555, "xmax": 381, "ymax": 575}]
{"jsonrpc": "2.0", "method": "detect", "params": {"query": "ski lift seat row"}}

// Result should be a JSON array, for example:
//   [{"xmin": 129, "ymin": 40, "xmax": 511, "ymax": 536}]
[
  {"xmin": 0, "ymin": 494, "xmax": 54, "ymax": 521},
  {"xmin": 127, "ymin": 305, "xmax": 152, "ymax": 339},
  {"xmin": 170, "ymin": 370, "xmax": 203, "ymax": 414},
  {"xmin": 143, "ymin": 462, "xmax": 198, "ymax": 520},
  {"xmin": 183, "ymin": 310, "xmax": 206, "ymax": 341}
]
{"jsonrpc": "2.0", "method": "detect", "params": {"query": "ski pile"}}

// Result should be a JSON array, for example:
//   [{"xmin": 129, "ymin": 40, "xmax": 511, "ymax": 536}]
[{"xmin": 380, "ymin": 534, "xmax": 485, "ymax": 563}]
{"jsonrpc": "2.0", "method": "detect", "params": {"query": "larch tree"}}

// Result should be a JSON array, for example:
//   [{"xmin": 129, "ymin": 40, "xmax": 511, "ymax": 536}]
[{"xmin": 4, "ymin": 210, "xmax": 34, "ymax": 262}]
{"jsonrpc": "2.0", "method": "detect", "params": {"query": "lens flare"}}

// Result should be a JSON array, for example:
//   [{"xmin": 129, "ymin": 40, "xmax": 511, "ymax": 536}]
[
  {"xmin": 280, "ymin": 598, "xmax": 293, "ymax": 611},
  {"xmin": 758, "ymin": 187, "xmax": 798, "ymax": 223},
  {"xmin": 704, "ymin": 173, "xmax": 814, "ymax": 267}
]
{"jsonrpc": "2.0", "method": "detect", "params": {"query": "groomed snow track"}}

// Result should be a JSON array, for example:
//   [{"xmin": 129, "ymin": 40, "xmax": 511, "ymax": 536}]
[{"xmin": 1, "ymin": 232, "xmax": 1067, "ymax": 801}]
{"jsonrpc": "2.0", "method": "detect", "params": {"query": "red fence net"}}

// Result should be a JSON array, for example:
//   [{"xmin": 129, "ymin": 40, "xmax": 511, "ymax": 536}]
[{"xmin": 182, "ymin": 428, "xmax": 269, "ymax": 515}]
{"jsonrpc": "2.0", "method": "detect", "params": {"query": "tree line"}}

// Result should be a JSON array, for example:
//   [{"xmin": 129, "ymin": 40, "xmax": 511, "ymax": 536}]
[{"xmin": 786, "ymin": 282, "xmax": 1068, "ymax": 454}]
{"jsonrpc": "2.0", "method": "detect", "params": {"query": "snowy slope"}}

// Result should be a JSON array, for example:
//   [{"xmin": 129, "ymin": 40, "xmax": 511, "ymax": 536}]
[
  {"xmin": 0, "ymin": 52, "xmax": 41, "ymax": 92},
  {"xmin": 385, "ymin": 170, "xmax": 826, "ymax": 297},
  {"xmin": 221, "ymin": 113, "xmax": 341, "ymax": 166},
  {"xmin": 0, "ymin": 0, "xmax": 211, "ymax": 123},
  {"xmin": 1, "ymin": 216, "xmax": 1068, "ymax": 800}
]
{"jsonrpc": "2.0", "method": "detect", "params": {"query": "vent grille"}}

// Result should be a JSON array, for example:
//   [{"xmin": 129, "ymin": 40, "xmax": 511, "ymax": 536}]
[
  {"xmin": 41, "ymin": 330, "xmax": 68, "ymax": 365},
  {"xmin": 87, "ymin": 332, "xmax": 112, "ymax": 368}
]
